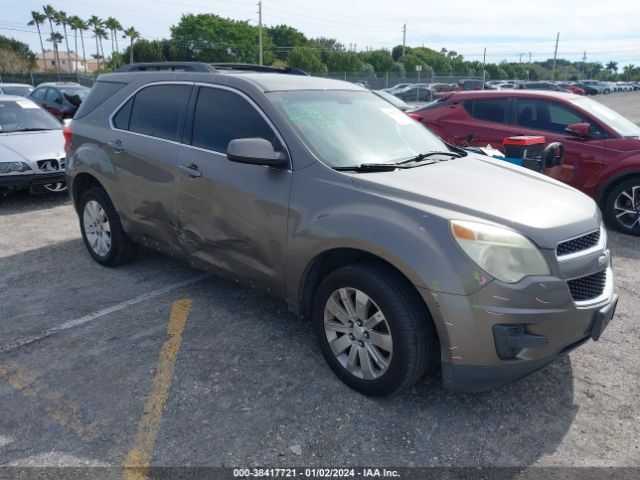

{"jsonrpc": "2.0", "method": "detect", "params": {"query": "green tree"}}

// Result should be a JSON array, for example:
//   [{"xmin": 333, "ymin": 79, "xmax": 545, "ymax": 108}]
[
  {"xmin": 267, "ymin": 24, "xmax": 307, "ymax": 60},
  {"xmin": 605, "ymin": 61, "xmax": 618, "ymax": 78},
  {"xmin": 54, "ymin": 10, "xmax": 72, "ymax": 70},
  {"xmin": 0, "ymin": 35, "xmax": 36, "ymax": 72},
  {"xmin": 359, "ymin": 49, "xmax": 394, "ymax": 73},
  {"xmin": 43, "ymin": 5, "xmax": 61, "ymax": 71},
  {"xmin": 28, "ymin": 11, "xmax": 47, "ymax": 70},
  {"xmin": 87, "ymin": 16, "xmax": 103, "ymax": 70},
  {"xmin": 286, "ymin": 47, "xmax": 325, "ymax": 73},
  {"xmin": 170, "ymin": 14, "xmax": 273, "ymax": 64},
  {"xmin": 398, "ymin": 54, "xmax": 424, "ymax": 75},
  {"xmin": 105, "ymin": 17, "xmax": 123, "ymax": 68},
  {"xmin": 325, "ymin": 50, "xmax": 362, "ymax": 73},
  {"xmin": 123, "ymin": 27, "xmax": 140, "ymax": 64}
]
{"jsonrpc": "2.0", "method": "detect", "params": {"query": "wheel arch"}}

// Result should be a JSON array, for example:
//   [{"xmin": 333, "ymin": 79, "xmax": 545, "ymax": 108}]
[
  {"xmin": 71, "ymin": 173, "xmax": 106, "ymax": 213},
  {"xmin": 596, "ymin": 169, "xmax": 640, "ymax": 206}
]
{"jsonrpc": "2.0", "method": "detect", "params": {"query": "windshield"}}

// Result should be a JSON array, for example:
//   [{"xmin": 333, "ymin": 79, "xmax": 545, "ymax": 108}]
[
  {"xmin": 570, "ymin": 95, "xmax": 640, "ymax": 137},
  {"xmin": 2, "ymin": 86, "xmax": 32, "ymax": 96},
  {"xmin": 268, "ymin": 90, "xmax": 448, "ymax": 167},
  {"xmin": 0, "ymin": 99, "xmax": 61, "ymax": 133}
]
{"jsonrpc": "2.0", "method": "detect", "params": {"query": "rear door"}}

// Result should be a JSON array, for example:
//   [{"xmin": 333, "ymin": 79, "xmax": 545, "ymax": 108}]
[
  {"xmin": 108, "ymin": 82, "xmax": 193, "ymax": 248},
  {"xmin": 513, "ymin": 98, "xmax": 605, "ymax": 189},
  {"xmin": 451, "ymin": 97, "xmax": 514, "ymax": 148},
  {"xmin": 177, "ymin": 84, "xmax": 291, "ymax": 296}
]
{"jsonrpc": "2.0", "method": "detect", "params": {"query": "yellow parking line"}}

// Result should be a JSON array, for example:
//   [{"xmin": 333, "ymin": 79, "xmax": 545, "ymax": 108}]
[
  {"xmin": 0, "ymin": 363, "xmax": 98, "ymax": 442},
  {"xmin": 123, "ymin": 298, "xmax": 193, "ymax": 480}
]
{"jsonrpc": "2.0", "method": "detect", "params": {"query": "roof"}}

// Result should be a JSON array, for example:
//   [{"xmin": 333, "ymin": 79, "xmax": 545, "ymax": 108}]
[
  {"xmin": 444, "ymin": 90, "xmax": 576, "ymax": 100},
  {"xmin": 37, "ymin": 50, "xmax": 82, "ymax": 61},
  {"xmin": 232, "ymin": 73, "xmax": 364, "ymax": 92},
  {"xmin": 0, "ymin": 83, "xmax": 32, "ymax": 88},
  {"xmin": 37, "ymin": 82, "xmax": 87, "ymax": 88}
]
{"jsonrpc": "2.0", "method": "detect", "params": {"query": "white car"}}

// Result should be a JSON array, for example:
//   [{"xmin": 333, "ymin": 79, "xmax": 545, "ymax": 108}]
[
  {"xmin": 0, "ymin": 95, "xmax": 66, "ymax": 193},
  {"xmin": 0, "ymin": 83, "xmax": 33, "ymax": 97}
]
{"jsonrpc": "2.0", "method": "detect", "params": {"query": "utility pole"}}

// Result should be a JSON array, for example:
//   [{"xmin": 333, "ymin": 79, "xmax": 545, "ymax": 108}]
[
  {"xmin": 258, "ymin": 1, "xmax": 263, "ymax": 65},
  {"xmin": 582, "ymin": 51, "xmax": 587, "ymax": 79},
  {"xmin": 528, "ymin": 52, "xmax": 532, "ymax": 64},
  {"xmin": 551, "ymin": 31, "xmax": 560, "ymax": 81},
  {"xmin": 482, "ymin": 47, "xmax": 486, "ymax": 88},
  {"xmin": 402, "ymin": 23, "xmax": 406, "ymax": 57},
  {"xmin": 519, "ymin": 53, "xmax": 523, "ymax": 64}
]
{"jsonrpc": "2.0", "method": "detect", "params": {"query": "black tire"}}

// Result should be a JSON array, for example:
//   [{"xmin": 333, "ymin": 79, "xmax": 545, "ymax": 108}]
[
  {"xmin": 604, "ymin": 177, "xmax": 640, "ymax": 236},
  {"xmin": 78, "ymin": 187, "xmax": 137, "ymax": 266},
  {"xmin": 312, "ymin": 262, "xmax": 438, "ymax": 396}
]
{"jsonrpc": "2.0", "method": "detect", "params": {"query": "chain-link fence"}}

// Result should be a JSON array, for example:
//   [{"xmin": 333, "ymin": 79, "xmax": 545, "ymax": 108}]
[{"xmin": 0, "ymin": 72, "xmax": 96, "ymax": 87}]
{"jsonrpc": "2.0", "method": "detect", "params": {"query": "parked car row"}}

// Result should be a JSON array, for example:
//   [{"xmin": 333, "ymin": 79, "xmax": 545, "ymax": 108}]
[{"xmin": 0, "ymin": 81, "xmax": 89, "ymax": 194}]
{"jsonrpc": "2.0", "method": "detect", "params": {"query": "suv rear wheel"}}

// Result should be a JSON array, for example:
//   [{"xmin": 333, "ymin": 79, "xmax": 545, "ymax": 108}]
[
  {"xmin": 79, "ymin": 187, "xmax": 136, "ymax": 266},
  {"xmin": 604, "ymin": 177, "xmax": 640, "ymax": 236},
  {"xmin": 312, "ymin": 263, "xmax": 437, "ymax": 396}
]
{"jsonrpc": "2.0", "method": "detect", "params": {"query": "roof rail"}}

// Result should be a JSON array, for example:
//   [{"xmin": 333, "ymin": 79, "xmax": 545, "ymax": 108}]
[
  {"xmin": 209, "ymin": 63, "xmax": 308, "ymax": 75},
  {"xmin": 117, "ymin": 62, "xmax": 216, "ymax": 72}
]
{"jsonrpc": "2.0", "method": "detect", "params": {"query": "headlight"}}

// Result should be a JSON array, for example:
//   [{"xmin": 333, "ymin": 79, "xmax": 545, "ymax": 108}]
[
  {"xmin": 450, "ymin": 220, "xmax": 550, "ymax": 283},
  {"xmin": 0, "ymin": 162, "xmax": 31, "ymax": 174}
]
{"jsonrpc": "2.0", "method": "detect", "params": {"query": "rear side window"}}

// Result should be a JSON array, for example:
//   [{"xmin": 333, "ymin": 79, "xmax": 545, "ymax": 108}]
[
  {"xmin": 31, "ymin": 88, "xmax": 46, "ymax": 100},
  {"xmin": 45, "ymin": 88, "xmax": 61, "ymax": 103},
  {"xmin": 463, "ymin": 98, "xmax": 509, "ymax": 123},
  {"xmin": 124, "ymin": 84, "xmax": 192, "ymax": 141},
  {"xmin": 191, "ymin": 87, "xmax": 278, "ymax": 153},
  {"xmin": 75, "ymin": 81, "xmax": 125, "ymax": 119}
]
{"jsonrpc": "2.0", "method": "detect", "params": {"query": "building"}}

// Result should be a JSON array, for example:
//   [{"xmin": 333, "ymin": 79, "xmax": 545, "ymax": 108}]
[{"xmin": 35, "ymin": 50, "xmax": 97, "ymax": 73}]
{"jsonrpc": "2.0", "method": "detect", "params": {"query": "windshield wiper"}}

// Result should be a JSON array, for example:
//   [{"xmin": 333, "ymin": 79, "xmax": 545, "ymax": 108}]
[
  {"xmin": 334, "ymin": 163, "xmax": 412, "ymax": 172},
  {"xmin": 16, "ymin": 128, "xmax": 52, "ymax": 132},
  {"xmin": 396, "ymin": 151, "xmax": 462, "ymax": 165}
]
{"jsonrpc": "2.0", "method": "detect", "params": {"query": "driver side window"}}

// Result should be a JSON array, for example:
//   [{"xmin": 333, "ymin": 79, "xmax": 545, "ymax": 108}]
[
  {"xmin": 190, "ymin": 87, "xmax": 281, "ymax": 154},
  {"xmin": 515, "ymin": 99, "xmax": 593, "ymax": 135}
]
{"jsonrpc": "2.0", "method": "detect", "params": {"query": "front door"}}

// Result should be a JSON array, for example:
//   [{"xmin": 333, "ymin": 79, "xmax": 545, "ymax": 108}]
[
  {"xmin": 513, "ymin": 98, "xmax": 605, "ymax": 190},
  {"xmin": 177, "ymin": 85, "xmax": 291, "ymax": 296}
]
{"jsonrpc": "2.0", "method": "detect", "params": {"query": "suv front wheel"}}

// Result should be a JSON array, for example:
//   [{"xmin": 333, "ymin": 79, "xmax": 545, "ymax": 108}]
[
  {"xmin": 79, "ymin": 187, "xmax": 137, "ymax": 266},
  {"xmin": 312, "ymin": 263, "xmax": 437, "ymax": 396}
]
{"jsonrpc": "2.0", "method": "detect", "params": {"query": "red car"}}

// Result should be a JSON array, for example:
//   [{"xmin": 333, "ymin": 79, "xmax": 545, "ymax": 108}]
[
  {"xmin": 558, "ymin": 83, "xmax": 586, "ymax": 95},
  {"xmin": 413, "ymin": 90, "xmax": 640, "ymax": 235}
]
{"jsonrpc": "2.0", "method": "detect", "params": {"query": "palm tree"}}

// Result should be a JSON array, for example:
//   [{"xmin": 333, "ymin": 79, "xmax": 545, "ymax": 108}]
[
  {"xmin": 96, "ymin": 27, "xmax": 109, "ymax": 69},
  {"xmin": 47, "ymin": 31, "xmax": 64, "ymax": 73},
  {"xmin": 55, "ymin": 10, "xmax": 72, "ymax": 71},
  {"xmin": 28, "ymin": 11, "xmax": 47, "ymax": 70},
  {"xmin": 622, "ymin": 64, "xmax": 636, "ymax": 81},
  {"xmin": 105, "ymin": 17, "xmax": 122, "ymax": 68},
  {"xmin": 123, "ymin": 27, "xmax": 140, "ymax": 64},
  {"xmin": 87, "ymin": 16, "xmax": 103, "ymax": 71},
  {"xmin": 605, "ymin": 61, "xmax": 618, "ymax": 77},
  {"xmin": 70, "ymin": 17, "xmax": 88, "ymax": 73},
  {"xmin": 43, "ymin": 5, "xmax": 61, "ymax": 72}
]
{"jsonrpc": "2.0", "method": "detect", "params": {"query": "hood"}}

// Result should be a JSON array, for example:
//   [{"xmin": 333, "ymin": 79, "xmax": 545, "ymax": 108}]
[
  {"xmin": 351, "ymin": 154, "xmax": 600, "ymax": 249},
  {"xmin": 0, "ymin": 130, "xmax": 65, "ymax": 164}
]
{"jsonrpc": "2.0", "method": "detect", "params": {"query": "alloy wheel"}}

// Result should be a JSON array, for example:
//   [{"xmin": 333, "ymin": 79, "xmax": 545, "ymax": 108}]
[
  {"xmin": 613, "ymin": 185, "xmax": 640, "ymax": 231},
  {"xmin": 83, "ymin": 200, "xmax": 112, "ymax": 256},
  {"xmin": 323, "ymin": 287, "xmax": 393, "ymax": 380}
]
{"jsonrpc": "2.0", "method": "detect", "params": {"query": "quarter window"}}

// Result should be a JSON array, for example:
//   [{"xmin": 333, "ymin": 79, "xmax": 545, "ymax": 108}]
[
  {"xmin": 126, "ymin": 84, "xmax": 192, "ymax": 141},
  {"xmin": 191, "ymin": 87, "xmax": 279, "ymax": 153},
  {"xmin": 463, "ymin": 98, "xmax": 509, "ymax": 123}
]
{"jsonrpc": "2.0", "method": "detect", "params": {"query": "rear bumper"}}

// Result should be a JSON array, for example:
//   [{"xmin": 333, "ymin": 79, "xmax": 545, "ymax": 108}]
[{"xmin": 0, "ymin": 172, "xmax": 65, "ymax": 188}]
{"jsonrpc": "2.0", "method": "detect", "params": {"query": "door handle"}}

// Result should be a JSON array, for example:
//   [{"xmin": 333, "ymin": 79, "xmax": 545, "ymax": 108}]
[
  {"xmin": 179, "ymin": 164, "xmax": 202, "ymax": 178},
  {"xmin": 107, "ymin": 140, "xmax": 124, "ymax": 153}
]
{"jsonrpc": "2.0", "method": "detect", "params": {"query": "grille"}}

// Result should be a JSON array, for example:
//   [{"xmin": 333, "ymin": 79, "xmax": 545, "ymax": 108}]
[
  {"xmin": 37, "ymin": 159, "xmax": 61, "ymax": 172},
  {"xmin": 557, "ymin": 230, "xmax": 600, "ymax": 257},
  {"xmin": 568, "ymin": 270, "xmax": 607, "ymax": 302}
]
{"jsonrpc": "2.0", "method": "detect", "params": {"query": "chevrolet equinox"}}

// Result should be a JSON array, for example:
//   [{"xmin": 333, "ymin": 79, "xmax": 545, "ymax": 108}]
[{"xmin": 64, "ymin": 63, "xmax": 618, "ymax": 396}]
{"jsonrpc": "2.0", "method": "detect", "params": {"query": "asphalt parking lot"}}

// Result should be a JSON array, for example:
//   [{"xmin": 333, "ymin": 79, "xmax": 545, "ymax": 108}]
[{"xmin": 0, "ymin": 93, "xmax": 639, "ymax": 473}]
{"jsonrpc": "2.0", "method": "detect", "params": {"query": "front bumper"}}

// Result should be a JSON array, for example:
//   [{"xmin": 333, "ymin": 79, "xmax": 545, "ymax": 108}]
[
  {"xmin": 419, "ymin": 263, "xmax": 617, "ymax": 392},
  {"xmin": 0, "ymin": 172, "xmax": 66, "ymax": 188}
]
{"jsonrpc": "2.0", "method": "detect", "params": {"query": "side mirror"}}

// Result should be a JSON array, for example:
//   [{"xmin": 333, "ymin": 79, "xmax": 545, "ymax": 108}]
[
  {"xmin": 565, "ymin": 122, "xmax": 591, "ymax": 137},
  {"xmin": 226, "ymin": 138, "xmax": 286, "ymax": 167}
]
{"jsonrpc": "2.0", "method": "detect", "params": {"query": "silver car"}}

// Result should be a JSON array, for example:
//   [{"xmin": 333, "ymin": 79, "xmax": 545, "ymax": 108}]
[
  {"xmin": 0, "ymin": 95, "xmax": 66, "ymax": 193},
  {"xmin": 65, "ymin": 63, "xmax": 618, "ymax": 396}
]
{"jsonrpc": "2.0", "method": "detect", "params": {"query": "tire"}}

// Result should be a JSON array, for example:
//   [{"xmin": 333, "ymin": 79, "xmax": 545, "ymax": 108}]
[
  {"xmin": 312, "ymin": 262, "xmax": 438, "ymax": 396},
  {"xmin": 79, "ymin": 187, "xmax": 137, "ymax": 266},
  {"xmin": 603, "ymin": 177, "xmax": 640, "ymax": 236}
]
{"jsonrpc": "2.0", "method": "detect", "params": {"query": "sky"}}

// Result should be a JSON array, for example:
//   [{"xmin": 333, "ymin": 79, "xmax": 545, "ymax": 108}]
[{"xmin": 4, "ymin": 0, "xmax": 640, "ymax": 67}]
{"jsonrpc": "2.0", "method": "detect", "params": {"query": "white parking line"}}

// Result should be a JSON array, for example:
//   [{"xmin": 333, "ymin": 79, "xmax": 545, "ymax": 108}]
[{"xmin": 0, "ymin": 274, "xmax": 209, "ymax": 354}]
